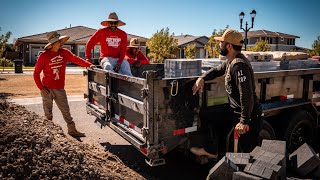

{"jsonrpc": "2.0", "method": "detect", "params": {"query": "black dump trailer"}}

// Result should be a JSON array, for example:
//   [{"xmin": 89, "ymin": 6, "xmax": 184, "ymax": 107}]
[{"xmin": 85, "ymin": 61, "xmax": 320, "ymax": 166}]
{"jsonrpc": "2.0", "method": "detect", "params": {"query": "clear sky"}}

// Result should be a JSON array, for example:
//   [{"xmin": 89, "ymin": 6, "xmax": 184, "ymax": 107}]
[{"xmin": 0, "ymin": 0, "xmax": 319, "ymax": 49}]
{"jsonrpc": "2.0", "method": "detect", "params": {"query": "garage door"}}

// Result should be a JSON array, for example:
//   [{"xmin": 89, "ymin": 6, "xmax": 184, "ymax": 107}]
[{"xmin": 31, "ymin": 46, "xmax": 44, "ymax": 65}]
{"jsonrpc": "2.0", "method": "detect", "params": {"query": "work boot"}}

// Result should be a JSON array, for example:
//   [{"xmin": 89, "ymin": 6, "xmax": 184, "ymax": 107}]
[
  {"xmin": 67, "ymin": 121, "xmax": 86, "ymax": 137},
  {"xmin": 190, "ymin": 147, "xmax": 218, "ymax": 159}
]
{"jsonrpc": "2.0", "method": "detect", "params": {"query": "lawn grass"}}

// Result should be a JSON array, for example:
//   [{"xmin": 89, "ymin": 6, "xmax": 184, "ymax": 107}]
[{"xmin": 0, "ymin": 74, "xmax": 87, "ymax": 99}]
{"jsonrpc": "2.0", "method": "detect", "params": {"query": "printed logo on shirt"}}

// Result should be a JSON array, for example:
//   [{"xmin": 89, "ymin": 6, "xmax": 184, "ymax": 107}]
[
  {"xmin": 106, "ymin": 36, "xmax": 121, "ymax": 47},
  {"xmin": 237, "ymin": 70, "xmax": 247, "ymax": 83},
  {"xmin": 50, "ymin": 55, "xmax": 63, "ymax": 80}
]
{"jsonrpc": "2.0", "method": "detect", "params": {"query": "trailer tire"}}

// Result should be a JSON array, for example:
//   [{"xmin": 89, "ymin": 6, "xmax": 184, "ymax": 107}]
[
  {"xmin": 258, "ymin": 120, "xmax": 276, "ymax": 145},
  {"xmin": 284, "ymin": 110, "xmax": 313, "ymax": 153}
]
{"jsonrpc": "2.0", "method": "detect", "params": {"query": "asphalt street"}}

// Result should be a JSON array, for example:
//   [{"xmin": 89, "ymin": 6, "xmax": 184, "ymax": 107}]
[{"xmin": 14, "ymin": 97, "xmax": 211, "ymax": 180}]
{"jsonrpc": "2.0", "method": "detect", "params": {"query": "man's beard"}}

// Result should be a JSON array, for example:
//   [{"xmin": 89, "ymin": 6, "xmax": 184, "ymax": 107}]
[
  {"xmin": 220, "ymin": 44, "xmax": 228, "ymax": 56},
  {"xmin": 110, "ymin": 26, "xmax": 117, "ymax": 31}
]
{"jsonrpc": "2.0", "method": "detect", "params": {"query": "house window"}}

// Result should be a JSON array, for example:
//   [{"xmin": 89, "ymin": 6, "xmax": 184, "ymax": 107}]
[
  {"xmin": 281, "ymin": 37, "xmax": 284, "ymax": 41},
  {"xmin": 93, "ymin": 45, "xmax": 100, "ymax": 59},
  {"xmin": 78, "ymin": 45, "xmax": 85, "ymax": 59},
  {"xmin": 266, "ymin": 37, "xmax": 272, "ymax": 44},
  {"xmin": 78, "ymin": 45, "xmax": 100, "ymax": 59}
]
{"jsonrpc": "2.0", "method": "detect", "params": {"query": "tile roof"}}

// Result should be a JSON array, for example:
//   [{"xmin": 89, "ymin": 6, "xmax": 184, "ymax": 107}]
[
  {"xmin": 240, "ymin": 30, "xmax": 300, "ymax": 38},
  {"xmin": 174, "ymin": 34, "xmax": 209, "ymax": 46},
  {"xmin": 15, "ymin": 26, "xmax": 148, "ymax": 45}
]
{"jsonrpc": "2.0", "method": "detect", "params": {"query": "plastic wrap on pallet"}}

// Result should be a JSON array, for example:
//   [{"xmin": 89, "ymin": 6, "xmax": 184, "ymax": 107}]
[
  {"xmin": 280, "ymin": 59, "xmax": 319, "ymax": 70},
  {"xmin": 201, "ymin": 58, "xmax": 224, "ymax": 71},
  {"xmin": 164, "ymin": 59, "xmax": 202, "ymax": 78},
  {"xmin": 250, "ymin": 61, "xmax": 280, "ymax": 72}
]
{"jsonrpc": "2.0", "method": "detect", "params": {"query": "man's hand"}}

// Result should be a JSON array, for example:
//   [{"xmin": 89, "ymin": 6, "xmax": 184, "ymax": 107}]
[
  {"xmin": 133, "ymin": 61, "xmax": 141, "ymax": 69},
  {"xmin": 235, "ymin": 122, "xmax": 249, "ymax": 135},
  {"xmin": 86, "ymin": 58, "xmax": 93, "ymax": 64},
  {"xmin": 89, "ymin": 64, "xmax": 96, "ymax": 69},
  {"xmin": 41, "ymin": 87, "xmax": 49, "ymax": 95},
  {"xmin": 113, "ymin": 62, "xmax": 121, "ymax": 72},
  {"xmin": 192, "ymin": 78, "xmax": 204, "ymax": 95}
]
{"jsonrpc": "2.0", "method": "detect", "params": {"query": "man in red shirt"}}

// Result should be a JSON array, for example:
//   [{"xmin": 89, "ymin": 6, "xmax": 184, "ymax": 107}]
[
  {"xmin": 34, "ymin": 31, "xmax": 95, "ymax": 137},
  {"xmin": 86, "ymin": 12, "xmax": 132, "ymax": 76},
  {"xmin": 125, "ymin": 38, "xmax": 149, "ymax": 69}
]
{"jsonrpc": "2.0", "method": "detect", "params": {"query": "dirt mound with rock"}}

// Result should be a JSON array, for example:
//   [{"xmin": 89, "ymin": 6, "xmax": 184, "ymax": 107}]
[{"xmin": 0, "ymin": 99, "xmax": 144, "ymax": 179}]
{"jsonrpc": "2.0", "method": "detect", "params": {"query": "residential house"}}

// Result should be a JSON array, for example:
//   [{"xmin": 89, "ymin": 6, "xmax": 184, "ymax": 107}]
[
  {"xmin": 240, "ymin": 30, "xmax": 301, "ymax": 51},
  {"xmin": 174, "ymin": 35, "xmax": 209, "ymax": 58},
  {"xmin": 14, "ymin": 26, "xmax": 148, "ymax": 65}
]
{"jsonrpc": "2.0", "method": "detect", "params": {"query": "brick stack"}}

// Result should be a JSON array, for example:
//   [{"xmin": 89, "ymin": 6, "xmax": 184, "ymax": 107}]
[{"xmin": 164, "ymin": 59, "xmax": 202, "ymax": 78}]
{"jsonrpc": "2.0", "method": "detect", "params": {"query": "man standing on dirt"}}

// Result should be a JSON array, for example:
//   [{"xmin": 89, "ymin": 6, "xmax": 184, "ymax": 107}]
[
  {"xmin": 85, "ymin": 12, "xmax": 132, "ymax": 76},
  {"xmin": 34, "ymin": 31, "xmax": 95, "ymax": 137},
  {"xmin": 191, "ymin": 29, "xmax": 262, "ymax": 156},
  {"xmin": 125, "ymin": 38, "xmax": 149, "ymax": 69}
]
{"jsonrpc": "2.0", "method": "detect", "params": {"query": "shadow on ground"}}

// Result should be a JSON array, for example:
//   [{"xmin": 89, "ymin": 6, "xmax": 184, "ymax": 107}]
[{"xmin": 101, "ymin": 142, "xmax": 213, "ymax": 180}]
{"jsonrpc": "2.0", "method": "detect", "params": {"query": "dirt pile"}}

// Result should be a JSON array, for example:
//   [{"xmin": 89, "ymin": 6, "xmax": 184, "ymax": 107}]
[{"xmin": 0, "ymin": 99, "xmax": 144, "ymax": 179}]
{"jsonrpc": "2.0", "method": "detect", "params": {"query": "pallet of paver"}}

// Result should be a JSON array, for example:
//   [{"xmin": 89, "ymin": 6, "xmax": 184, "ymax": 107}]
[
  {"xmin": 164, "ymin": 59, "xmax": 202, "ymax": 78},
  {"xmin": 280, "ymin": 59, "xmax": 319, "ymax": 70}
]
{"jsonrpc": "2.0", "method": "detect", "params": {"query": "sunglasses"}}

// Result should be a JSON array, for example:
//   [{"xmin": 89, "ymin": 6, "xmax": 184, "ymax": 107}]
[{"xmin": 109, "ymin": 21, "xmax": 118, "ymax": 25}]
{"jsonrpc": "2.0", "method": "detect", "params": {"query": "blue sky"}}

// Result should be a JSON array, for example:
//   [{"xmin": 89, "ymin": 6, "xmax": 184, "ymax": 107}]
[{"xmin": 0, "ymin": 0, "xmax": 319, "ymax": 49}]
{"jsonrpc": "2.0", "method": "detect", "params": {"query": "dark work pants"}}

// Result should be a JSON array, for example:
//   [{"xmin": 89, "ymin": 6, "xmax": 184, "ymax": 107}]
[{"xmin": 204, "ymin": 107, "xmax": 262, "ymax": 154}]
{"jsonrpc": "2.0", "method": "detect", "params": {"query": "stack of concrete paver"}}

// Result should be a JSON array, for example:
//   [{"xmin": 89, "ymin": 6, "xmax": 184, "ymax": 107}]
[
  {"xmin": 207, "ymin": 140, "xmax": 320, "ymax": 180},
  {"xmin": 289, "ymin": 143, "xmax": 320, "ymax": 179},
  {"xmin": 207, "ymin": 140, "xmax": 287, "ymax": 180},
  {"xmin": 164, "ymin": 59, "xmax": 202, "ymax": 78},
  {"xmin": 279, "ymin": 60, "xmax": 319, "ymax": 70},
  {"xmin": 201, "ymin": 59, "xmax": 224, "ymax": 71},
  {"xmin": 250, "ymin": 61, "xmax": 280, "ymax": 72}
]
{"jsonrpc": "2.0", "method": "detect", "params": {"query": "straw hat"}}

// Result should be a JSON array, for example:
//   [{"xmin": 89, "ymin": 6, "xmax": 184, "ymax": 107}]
[
  {"xmin": 100, "ymin": 12, "xmax": 126, "ymax": 27},
  {"xmin": 128, "ymin": 38, "xmax": 140, "ymax": 48},
  {"xmin": 44, "ymin": 31, "xmax": 70, "ymax": 50},
  {"xmin": 214, "ymin": 29, "xmax": 244, "ymax": 46}
]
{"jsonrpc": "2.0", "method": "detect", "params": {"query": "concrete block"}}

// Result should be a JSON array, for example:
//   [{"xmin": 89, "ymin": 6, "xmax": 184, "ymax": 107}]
[
  {"xmin": 289, "ymin": 143, "xmax": 320, "ymax": 177},
  {"xmin": 232, "ymin": 172, "xmax": 262, "ymax": 180},
  {"xmin": 244, "ymin": 163, "xmax": 278, "ymax": 180},
  {"xmin": 254, "ymin": 151, "xmax": 285, "ymax": 166},
  {"xmin": 250, "ymin": 146, "xmax": 265, "ymax": 160},
  {"xmin": 253, "ymin": 160, "xmax": 286, "ymax": 180},
  {"xmin": 207, "ymin": 156, "xmax": 239, "ymax": 180},
  {"xmin": 261, "ymin": 140, "xmax": 286, "ymax": 155},
  {"xmin": 226, "ymin": 153, "xmax": 250, "ymax": 170}
]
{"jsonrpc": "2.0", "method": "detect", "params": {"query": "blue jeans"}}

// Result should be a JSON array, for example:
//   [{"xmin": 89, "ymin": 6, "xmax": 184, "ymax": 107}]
[{"xmin": 100, "ymin": 57, "xmax": 132, "ymax": 76}]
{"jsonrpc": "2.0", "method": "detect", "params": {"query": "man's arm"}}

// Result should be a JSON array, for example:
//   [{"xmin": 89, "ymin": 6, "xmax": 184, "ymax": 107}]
[
  {"xmin": 64, "ymin": 49, "xmax": 93, "ymax": 68},
  {"xmin": 33, "ymin": 54, "xmax": 45, "ymax": 90},
  {"xmin": 192, "ymin": 61, "xmax": 227, "ymax": 95},
  {"xmin": 201, "ymin": 61, "xmax": 227, "ymax": 81},
  {"xmin": 85, "ymin": 29, "xmax": 101, "ymax": 60},
  {"xmin": 232, "ymin": 62, "xmax": 254, "ymax": 124}
]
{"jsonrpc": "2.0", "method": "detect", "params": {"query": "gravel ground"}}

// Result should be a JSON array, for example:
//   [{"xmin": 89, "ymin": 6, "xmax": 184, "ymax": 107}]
[{"xmin": 0, "ymin": 99, "xmax": 144, "ymax": 179}]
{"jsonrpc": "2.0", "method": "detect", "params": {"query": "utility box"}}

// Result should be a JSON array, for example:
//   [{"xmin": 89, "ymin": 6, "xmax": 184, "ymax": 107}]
[{"xmin": 13, "ymin": 59, "xmax": 23, "ymax": 73}]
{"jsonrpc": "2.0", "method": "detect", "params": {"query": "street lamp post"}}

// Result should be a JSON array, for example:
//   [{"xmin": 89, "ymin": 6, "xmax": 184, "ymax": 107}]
[{"xmin": 239, "ymin": 10, "xmax": 257, "ymax": 51}]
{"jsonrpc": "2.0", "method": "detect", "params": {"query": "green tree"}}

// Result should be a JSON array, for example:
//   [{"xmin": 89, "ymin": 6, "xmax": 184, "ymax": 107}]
[
  {"xmin": 0, "ymin": 58, "xmax": 13, "ymax": 72},
  {"xmin": 310, "ymin": 36, "xmax": 320, "ymax": 56},
  {"xmin": 205, "ymin": 25, "xmax": 229, "ymax": 58},
  {"xmin": 146, "ymin": 28, "xmax": 178, "ymax": 63},
  {"xmin": 184, "ymin": 43, "xmax": 196, "ymax": 59},
  {"xmin": 0, "ymin": 31, "xmax": 12, "ymax": 58},
  {"xmin": 247, "ymin": 40, "xmax": 271, "ymax": 52}
]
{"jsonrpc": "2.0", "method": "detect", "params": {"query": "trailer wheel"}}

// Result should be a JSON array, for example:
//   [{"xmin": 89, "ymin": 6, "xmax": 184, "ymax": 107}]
[
  {"xmin": 258, "ymin": 120, "xmax": 276, "ymax": 145},
  {"xmin": 284, "ymin": 110, "xmax": 313, "ymax": 153}
]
